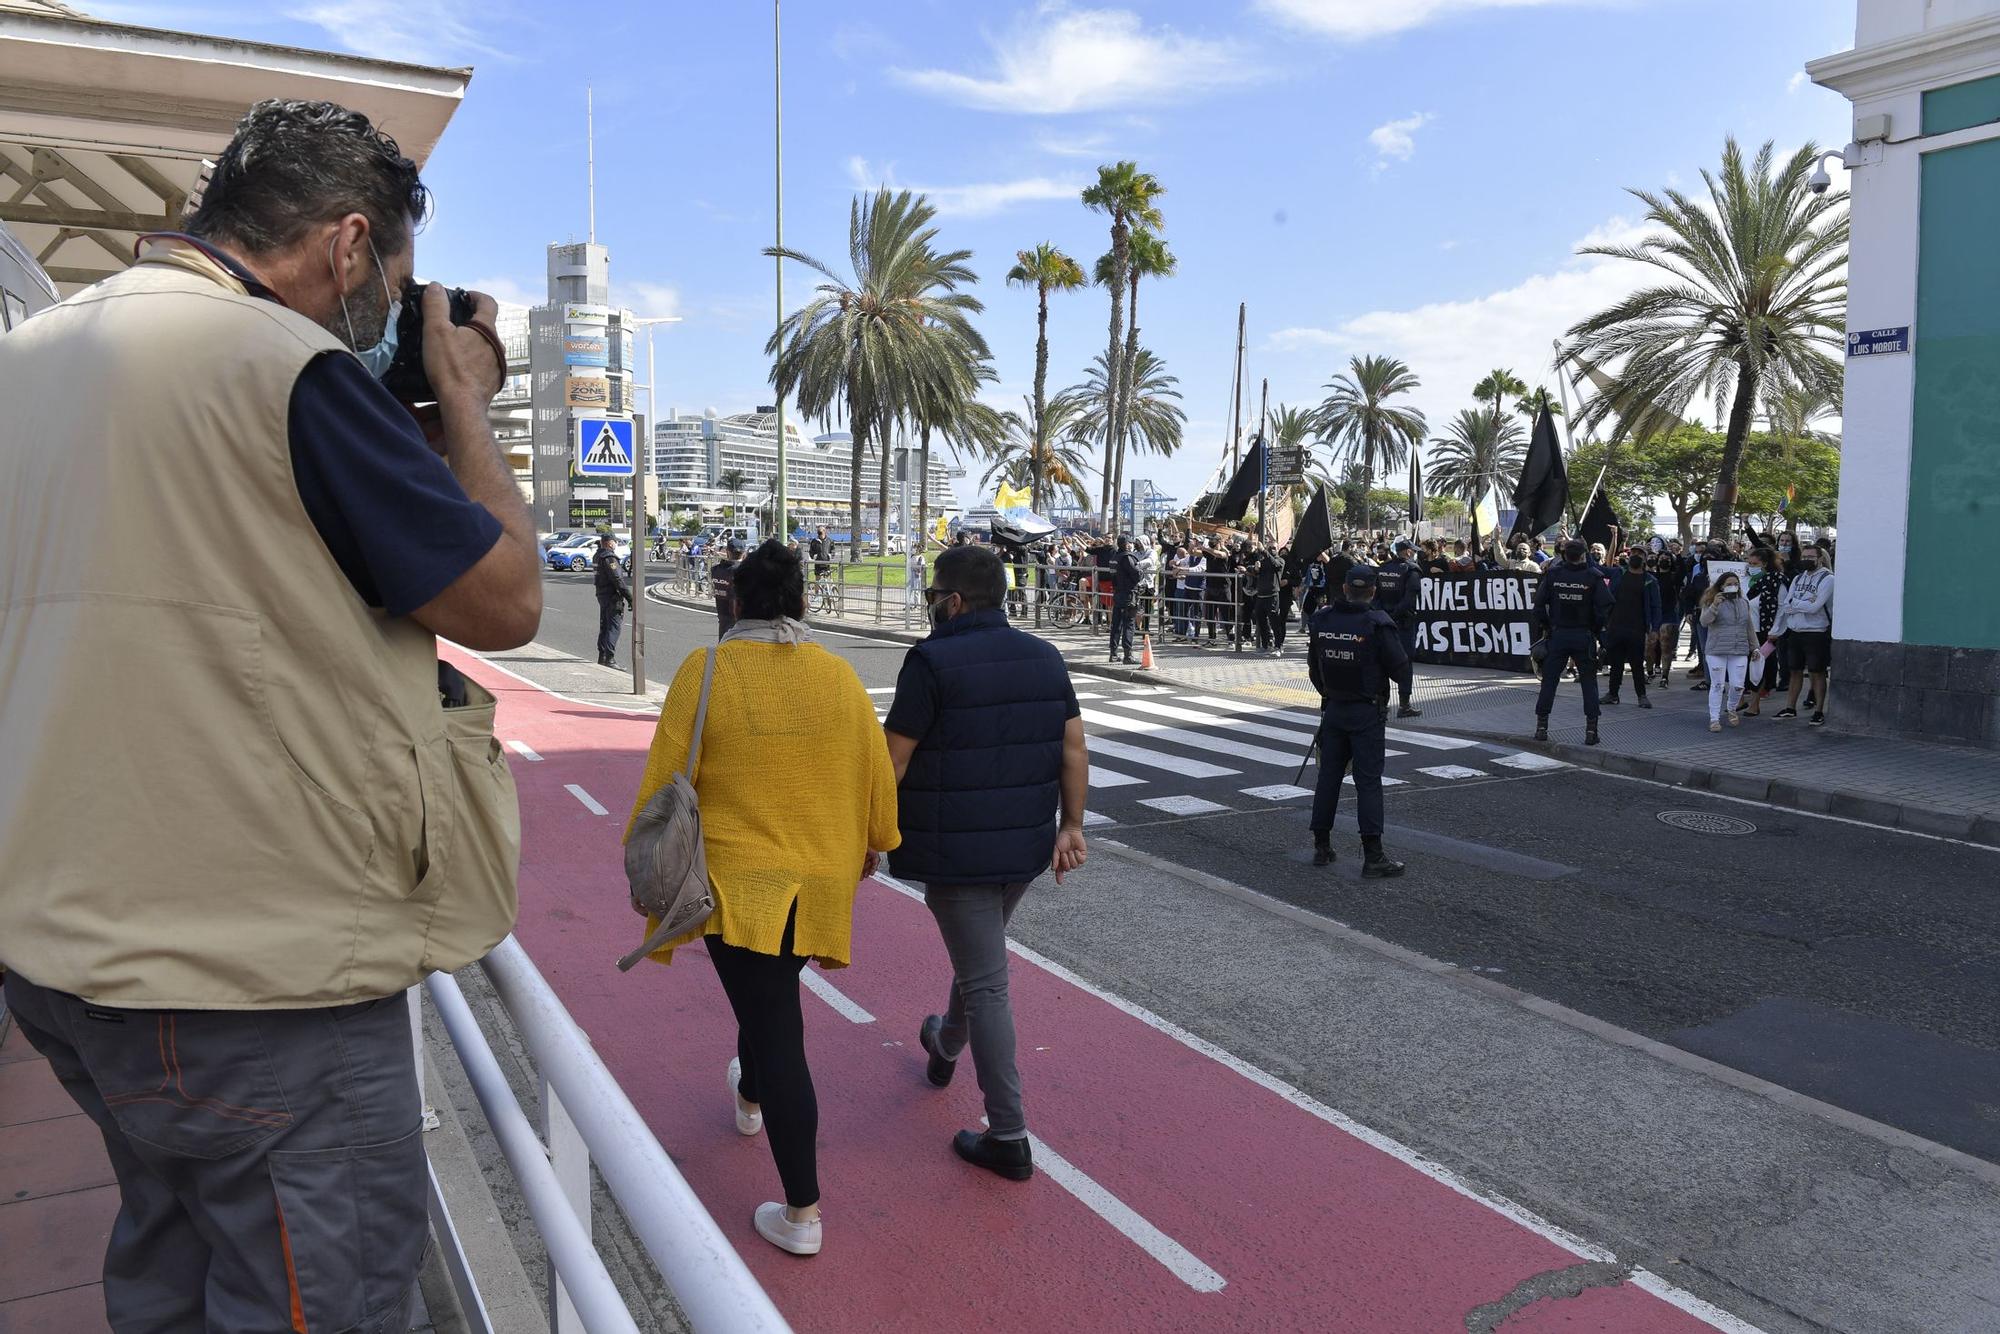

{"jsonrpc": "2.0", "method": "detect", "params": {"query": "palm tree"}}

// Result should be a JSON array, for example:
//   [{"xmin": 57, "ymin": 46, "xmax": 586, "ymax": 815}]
[
  {"xmin": 1109, "ymin": 229, "xmax": 1176, "ymax": 525},
  {"xmin": 718, "ymin": 468, "xmax": 748, "ymax": 522},
  {"xmin": 1566, "ymin": 137, "xmax": 1847, "ymax": 534},
  {"xmin": 1081, "ymin": 161, "xmax": 1164, "ymax": 531},
  {"xmin": 766, "ymin": 188, "xmax": 990, "ymax": 561},
  {"xmin": 982, "ymin": 394, "xmax": 1094, "ymax": 510},
  {"xmin": 912, "ymin": 375, "xmax": 1007, "ymax": 553},
  {"xmin": 1005, "ymin": 242, "xmax": 1087, "ymax": 512},
  {"xmin": 1472, "ymin": 368, "xmax": 1528, "ymax": 424},
  {"xmin": 1067, "ymin": 346, "xmax": 1186, "ymax": 464},
  {"xmin": 1514, "ymin": 385, "xmax": 1563, "ymax": 421},
  {"xmin": 1314, "ymin": 354, "xmax": 1427, "ymax": 534},
  {"xmin": 1427, "ymin": 408, "xmax": 1527, "ymax": 509},
  {"xmin": 1762, "ymin": 377, "xmax": 1841, "ymax": 460}
]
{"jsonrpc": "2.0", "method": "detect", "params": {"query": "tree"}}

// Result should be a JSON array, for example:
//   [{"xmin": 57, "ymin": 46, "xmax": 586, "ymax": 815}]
[
  {"xmin": 1066, "ymin": 346, "xmax": 1185, "ymax": 473},
  {"xmin": 1081, "ymin": 161, "xmax": 1165, "ymax": 532},
  {"xmin": 1472, "ymin": 368, "xmax": 1528, "ymax": 425},
  {"xmin": 913, "ymin": 382, "xmax": 1006, "ymax": 550},
  {"xmin": 1314, "ymin": 355, "xmax": 1426, "ymax": 534},
  {"xmin": 1626, "ymin": 422, "xmax": 1725, "ymax": 541},
  {"xmin": 1427, "ymin": 407, "xmax": 1526, "ymax": 508},
  {"xmin": 1737, "ymin": 430, "xmax": 1840, "ymax": 535},
  {"xmin": 718, "ymin": 468, "xmax": 748, "ymax": 521},
  {"xmin": 1106, "ymin": 229, "xmax": 1176, "ymax": 526},
  {"xmin": 1564, "ymin": 438, "xmax": 1655, "ymax": 540},
  {"xmin": 1005, "ymin": 242, "xmax": 1087, "ymax": 511},
  {"xmin": 1515, "ymin": 385, "xmax": 1563, "ymax": 420},
  {"xmin": 766, "ymin": 188, "xmax": 990, "ymax": 561},
  {"xmin": 1567, "ymin": 138, "xmax": 1847, "ymax": 536},
  {"xmin": 1329, "ymin": 462, "xmax": 1408, "ymax": 537},
  {"xmin": 983, "ymin": 394, "xmax": 1094, "ymax": 510}
]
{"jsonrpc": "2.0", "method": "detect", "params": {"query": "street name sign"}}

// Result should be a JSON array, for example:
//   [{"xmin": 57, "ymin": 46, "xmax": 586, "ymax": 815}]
[{"xmin": 1847, "ymin": 326, "xmax": 1910, "ymax": 357}]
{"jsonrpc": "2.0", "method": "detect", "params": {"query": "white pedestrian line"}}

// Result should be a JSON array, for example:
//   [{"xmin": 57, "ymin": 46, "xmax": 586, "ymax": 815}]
[
  {"xmin": 1088, "ymin": 765, "xmax": 1147, "ymax": 789},
  {"xmin": 801, "ymin": 968, "xmax": 875, "ymax": 1024},
  {"xmin": 1241, "ymin": 783, "xmax": 1314, "ymax": 801},
  {"xmin": 564, "ymin": 784, "xmax": 608, "ymax": 815},
  {"xmin": 1082, "ymin": 708, "xmax": 1307, "ymax": 768},
  {"xmin": 1138, "ymin": 794, "xmax": 1231, "ymax": 816},
  {"xmin": 1082, "ymin": 810, "xmax": 1116, "ymax": 827},
  {"xmin": 1100, "ymin": 697, "xmax": 1317, "ymax": 745},
  {"xmin": 506, "ymin": 739, "xmax": 542, "ymax": 762},
  {"xmin": 1071, "ymin": 692, "xmax": 1106, "ymax": 700},
  {"xmin": 1491, "ymin": 751, "xmax": 1570, "ymax": 772},
  {"xmin": 1085, "ymin": 736, "xmax": 1240, "ymax": 780},
  {"xmin": 1343, "ymin": 774, "xmax": 1408, "ymax": 786},
  {"xmin": 865, "ymin": 686, "xmax": 896, "ymax": 694},
  {"xmin": 1384, "ymin": 727, "xmax": 1480, "ymax": 752},
  {"xmin": 1175, "ymin": 697, "xmax": 1476, "ymax": 750},
  {"xmin": 1023, "ymin": 1129, "xmax": 1228, "ymax": 1293},
  {"xmin": 1416, "ymin": 765, "xmax": 1488, "ymax": 780}
]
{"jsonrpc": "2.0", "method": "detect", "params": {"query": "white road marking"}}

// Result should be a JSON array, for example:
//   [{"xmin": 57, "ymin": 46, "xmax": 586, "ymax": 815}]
[
  {"xmin": 507, "ymin": 739, "xmax": 543, "ymax": 762},
  {"xmin": 1343, "ymin": 774, "xmax": 1408, "ymax": 786},
  {"xmin": 801, "ymin": 968, "xmax": 875, "ymax": 1024},
  {"xmin": 1082, "ymin": 811, "xmax": 1116, "ymax": 828},
  {"xmin": 1384, "ymin": 727, "xmax": 1480, "ymax": 752},
  {"xmin": 1085, "ymin": 736, "xmax": 1240, "ymax": 780},
  {"xmin": 1070, "ymin": 692, "xmax": 1105, "ymax": 701},
  {"xmin": 1088, "ymin": 765, "xmax": 1147, "ymax": 789},
  {"xmin": 564, "ymin": 784, "xmax": 608, "ymax": 815},
  {"xmin": 1022, "ymin": 1129, "xmax": 1227, "ymax": 1293},
  {"xmin": 1416, "ymin": 765, "xmax": 1488, "ymax": 780},
  {"xmin": 1101, "ymin": 697, "xmax": 1317, "ymax": 745},
  {"xmin": 1082, "ymin": 708, "xmax": 1308, "ymax": 768},
  {"xmin": 865, "ymin": 687, "xmax": 896, "ymax": 694},
  {"xmin": 1241, "ymin": 783, "xmax": 1314, "ymax": 801},
  {"xmin": 1138, "ymin": 794, "xmax": 1230, "ymax": 816},
  {"xmin": 870, "ymin": 871, "xmax": 1752, "ymax": 1330},
  {"xmin": 1491, "ymin": 751, "xmax": 1570, "ymax": 772},
  {"xmin": 1181, "ymin": 695, "xmax": 1477, "ymax": 751}
]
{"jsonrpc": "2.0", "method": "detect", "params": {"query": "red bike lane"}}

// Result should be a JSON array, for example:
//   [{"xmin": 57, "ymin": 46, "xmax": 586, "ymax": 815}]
[{"xmin": 450, "ymin": 649, "xmax": 1755, "ymax": 1334}]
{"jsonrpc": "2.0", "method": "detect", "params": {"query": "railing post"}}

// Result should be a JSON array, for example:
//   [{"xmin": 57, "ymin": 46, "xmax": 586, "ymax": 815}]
[
  {"xmin": 873, "ymin": 562, "xmax": 884, "ymax": 624},
  {"xmin": 545, "ymin": 1079, "xmax": 590, "ymax": 1334}
]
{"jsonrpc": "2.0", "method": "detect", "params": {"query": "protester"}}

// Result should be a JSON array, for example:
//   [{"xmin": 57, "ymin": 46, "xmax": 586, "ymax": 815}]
[
  {"xmin": 1677, "ymin": 543, "xmax": 1712, "ymax": 689},
  {"xmin": 626, "ymin": 540, "xmax": 898, "ymax": 1256},
  {"xmin": 1203, "ymin": 539, "xmax": 1233, "ymax": 644},
  {"xmin": 1769, "ymin": 542, "xmax": 1835, "ymax": 726},
  {"xmin": 1273, "ymin": 544, "xmax": 1297, "ymax": 653},
  {"xmin": 1533, "ymin": 539, "xmax": 1612, "ymax": 744},
  {"xmin": 1646, "ymin": 546, "xmax": 1686, "ymax": 685},
  {"xmin": 1248, "ymin": 541, "xmax": 1281, "ymax": 653},
  {"xmin": 883, "ymin": 546, "xmax": 1089, "ymax": 1181},
  {"xmin": 1740, "ymin": 546, "xmax": 1783, "ymax": 716},
  {"xmin": 711, "ymin": 538, "xmax": 744, "ymax": 640},
  {"xmin": 1306, "ymin": 566, "xmax": 1407, "ymax": 876},
  {"xmin": 1697, "ymin": 570, "xmax": 1755, "ymax": 731},
  {"xmin": 1603, "ymin": 550, "xmax": 1661, "ymax": 708},
  {"xmin": 0, "ymin": 98, "xmax": 537, "ymax": 1330}
]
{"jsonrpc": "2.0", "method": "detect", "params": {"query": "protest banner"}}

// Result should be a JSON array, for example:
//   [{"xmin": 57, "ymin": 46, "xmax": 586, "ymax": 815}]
[{"xmin": 1411, "ymin": 571, "xmax": 1539, "ymax": 671}]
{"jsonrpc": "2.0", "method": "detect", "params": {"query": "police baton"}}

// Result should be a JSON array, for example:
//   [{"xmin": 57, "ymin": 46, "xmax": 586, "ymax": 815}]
[{"xmin": 1293, "ymin": 734, "xmax": 1318, "ymax": 787}]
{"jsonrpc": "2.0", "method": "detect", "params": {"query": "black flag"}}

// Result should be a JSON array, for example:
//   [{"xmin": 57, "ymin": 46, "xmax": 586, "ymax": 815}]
[
  {"xmin": 1578, "ymin": 487, "xmax": 1620, "ymax": 549},
  {"xmin": 1507, "ymin": 405, "xmax": 1569, "ymax": 543},
  {"xmin": 1408, "ymin": 451, "xmax": 1425, "ymax": 527},
  {"xmin": 1206, "ymin": 438, "xmax": 1266, "ymax": 525},
  {"xmin": 1285, "ymin": 487, "xmax": 1333, "ymax": 586}
]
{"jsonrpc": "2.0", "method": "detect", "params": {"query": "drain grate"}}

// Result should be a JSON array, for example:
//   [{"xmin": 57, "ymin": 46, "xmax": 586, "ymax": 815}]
[{"xmin": 1656, "ymin": 809, "xmax": 1757, "ymax": 835}]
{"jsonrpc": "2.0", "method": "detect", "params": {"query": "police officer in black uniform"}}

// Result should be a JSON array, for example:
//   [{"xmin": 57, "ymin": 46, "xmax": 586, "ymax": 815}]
[
  {"xmin": 1533, "ymin": 538, "xmax": 1613, "ymax": 744},
  {"xmin": 1306, "ymin": 565, "xmax": 1408, "ymax": 877},
  {"xmin": 593, "ymin": 535, "xmax": 631, "ymax": 667},
  {"xmin": 1373, "ymin": 540, "xmax": 1424, "ymax": 718},
  {"xmin": 710, "ymin": 538, "xmax": 744, "ymax": 640}
]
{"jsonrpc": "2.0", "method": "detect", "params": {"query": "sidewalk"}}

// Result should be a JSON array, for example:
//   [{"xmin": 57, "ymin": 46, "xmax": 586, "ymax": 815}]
[{"xmin": 662, "ymin": 583, "xmax": 2000, "ymax": 848}]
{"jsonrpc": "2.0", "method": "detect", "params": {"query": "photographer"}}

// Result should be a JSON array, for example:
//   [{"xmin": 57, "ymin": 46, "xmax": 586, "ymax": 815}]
[{"xmin": 0, "ymin": 99, "xmax": 536, "ymax": 1331}]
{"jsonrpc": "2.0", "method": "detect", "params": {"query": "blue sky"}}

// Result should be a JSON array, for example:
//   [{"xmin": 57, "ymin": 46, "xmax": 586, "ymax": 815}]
[{"xmin": 107, "ymin": 0, "xmax": 1856, "ymax": 507}]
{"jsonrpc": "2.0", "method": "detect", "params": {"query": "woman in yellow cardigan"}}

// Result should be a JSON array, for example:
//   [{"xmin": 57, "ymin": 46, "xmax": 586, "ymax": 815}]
[{"xmin": 625, "ymin": 540, "xmax": 899, "ymax": 1258}]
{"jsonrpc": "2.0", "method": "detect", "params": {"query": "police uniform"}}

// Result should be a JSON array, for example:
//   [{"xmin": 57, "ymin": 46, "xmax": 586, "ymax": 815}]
[
  {"xmin": 1373, "ymin": 549, "xmax": 1423, "ymax": 714},
  {"xmin": 1306, "ymin": 568, "xmax": 1408, "ymax": 877},
  {"xmin": 1533, "ymin": 548, "xmax": 1614, "ymax": 740},
  {"xmin": 711, "ymin": 547, "xmax": 742, "ymax": 640}
]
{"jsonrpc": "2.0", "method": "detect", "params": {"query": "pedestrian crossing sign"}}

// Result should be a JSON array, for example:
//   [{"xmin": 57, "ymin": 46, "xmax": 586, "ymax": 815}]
[{"xmin": 574, "ymin": 418, "xmax": 636, "ymax": 477}]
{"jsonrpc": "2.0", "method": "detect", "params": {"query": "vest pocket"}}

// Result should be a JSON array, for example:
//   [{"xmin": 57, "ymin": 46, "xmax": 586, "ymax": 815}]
[{"xmin": 417, "ymin": 680, "xmax": 521, "ymax": 970}]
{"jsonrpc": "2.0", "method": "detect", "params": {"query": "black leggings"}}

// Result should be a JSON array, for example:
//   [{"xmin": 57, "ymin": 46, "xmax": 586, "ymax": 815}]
[{"xmin": 708, "ymin": 906, "xmax": 818, "ymax": 1207}]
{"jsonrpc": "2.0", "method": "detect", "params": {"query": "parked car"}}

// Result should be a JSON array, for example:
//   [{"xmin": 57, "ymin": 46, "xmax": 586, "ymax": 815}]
[{"xmin": 544, "ymin": 533, "xmax": 599, "ymax": 570}]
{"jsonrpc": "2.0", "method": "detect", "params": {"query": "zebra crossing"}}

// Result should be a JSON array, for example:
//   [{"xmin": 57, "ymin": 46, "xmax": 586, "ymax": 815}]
[{"xmin": 866, "ymin": 680, "xmax": 1568, "ymax": 827}]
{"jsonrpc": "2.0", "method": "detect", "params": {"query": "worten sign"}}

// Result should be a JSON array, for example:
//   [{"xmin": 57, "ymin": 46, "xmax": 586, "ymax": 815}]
[
  {"xmin": 1847, "ymin": 325, "xmax": 1910, "ymax": 357},
  {"xmin": 1411, "ymin": 571, "xmax": 1539, "ymax": 671}
]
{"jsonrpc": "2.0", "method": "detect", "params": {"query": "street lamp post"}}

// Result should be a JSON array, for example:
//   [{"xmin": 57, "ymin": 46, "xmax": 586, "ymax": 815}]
[
  {"xmin": 630, "ymin": 314, "xmax": 682, "ymax": 695},
  {"xmin": 772, "ymin": 0, "xmax": 788, "ymax": 546}
]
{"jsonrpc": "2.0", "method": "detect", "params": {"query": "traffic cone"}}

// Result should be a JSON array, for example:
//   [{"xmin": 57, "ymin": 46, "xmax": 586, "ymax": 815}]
[{"xmin": 1141, "ymin": 634, "xmax": 1155, "ymax": 670}]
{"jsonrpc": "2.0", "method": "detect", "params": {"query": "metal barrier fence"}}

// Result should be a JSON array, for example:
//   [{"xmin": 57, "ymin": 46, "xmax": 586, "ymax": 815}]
[{"xmin": 422, "ymin": 936, "xmax": 792, "ymax": 1334}]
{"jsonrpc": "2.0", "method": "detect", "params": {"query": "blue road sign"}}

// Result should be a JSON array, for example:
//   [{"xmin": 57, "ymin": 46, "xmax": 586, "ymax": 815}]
[
  {"xmin": 1847, "ymin": 325, "xmax": 1910, "ymax": 357},
  {"xmin": 575, "ymin": 418, "xmax": 636, "ymax": 476}
]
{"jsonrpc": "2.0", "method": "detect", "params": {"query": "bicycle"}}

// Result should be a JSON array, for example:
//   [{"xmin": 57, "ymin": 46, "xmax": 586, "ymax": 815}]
[
  {"xmin": 809, "ymin": 570, "xmax": 841, "ymax": 619},
  {"xmin": 1046, "ymin": 586, "xmax": 1089, "ymax": 630}
]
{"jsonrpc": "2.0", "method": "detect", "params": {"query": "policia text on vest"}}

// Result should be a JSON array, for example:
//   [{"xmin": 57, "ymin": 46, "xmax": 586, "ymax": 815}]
[{"xmin": 1409, "ymin": 572, "xmax": 1540, "ymax": 669}]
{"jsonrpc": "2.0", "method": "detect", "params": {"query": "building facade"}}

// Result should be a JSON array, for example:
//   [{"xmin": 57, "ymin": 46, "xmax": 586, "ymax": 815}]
[
  {"xmin": 525, "ymin": 242, "xmax": 643, "ymax": 530},
  {"xmin": 1809, "ymin": 0, "xmax": 2000, "ymax": 748}
]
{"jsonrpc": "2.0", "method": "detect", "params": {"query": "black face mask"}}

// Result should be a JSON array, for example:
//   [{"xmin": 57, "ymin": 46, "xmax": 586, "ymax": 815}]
[
  {"xmin": 928, "ymin": 594, "xmax": 958, "ymax": 629},
  {"xmin": 1628, "ymin": 560, "xmax": 1644, "ymax": 571}
]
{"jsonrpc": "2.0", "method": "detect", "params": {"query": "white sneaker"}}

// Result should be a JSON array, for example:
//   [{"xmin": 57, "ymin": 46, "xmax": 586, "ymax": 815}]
[
  {"xmin": 727, "ymin": 1058, "xmax": 762, "ymax": 1136},
  {"xmin": 754, "ymin": 1201, "xmax": 822, "ymax": 1256}
]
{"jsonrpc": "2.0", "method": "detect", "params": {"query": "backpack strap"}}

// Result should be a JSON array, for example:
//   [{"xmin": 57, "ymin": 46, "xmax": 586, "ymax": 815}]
[{"xmin": 685, "ymin": 647, "xmax": 718, "ymax": 781}]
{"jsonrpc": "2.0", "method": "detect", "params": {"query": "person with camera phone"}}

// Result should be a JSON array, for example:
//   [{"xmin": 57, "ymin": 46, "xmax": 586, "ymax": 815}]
[{"xmin": 0, "ymin": 98, "xmax": 540, "ymax": 1333}]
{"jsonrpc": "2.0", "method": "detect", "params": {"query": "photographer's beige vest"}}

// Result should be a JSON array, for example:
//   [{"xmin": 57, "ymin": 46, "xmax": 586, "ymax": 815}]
[{"xmin": 0, "ymin": 244, "xmax": 519, "ymax": 1008}]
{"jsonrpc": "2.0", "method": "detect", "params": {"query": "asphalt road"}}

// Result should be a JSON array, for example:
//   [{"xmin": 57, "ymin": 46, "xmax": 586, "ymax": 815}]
[{"xmin": 538, "ymin": 569, "xmax": 2000, "ymax": 1166}]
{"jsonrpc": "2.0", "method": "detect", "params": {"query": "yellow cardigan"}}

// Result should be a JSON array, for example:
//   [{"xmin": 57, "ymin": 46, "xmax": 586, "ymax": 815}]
[{"xmin": 624, "ymin": 640, "xmax": 900, "ymax": 968}]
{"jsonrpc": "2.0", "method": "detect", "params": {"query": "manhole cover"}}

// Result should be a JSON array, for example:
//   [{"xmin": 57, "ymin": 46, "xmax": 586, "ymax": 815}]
[{"xmin": 1656, "ymin": 810, "xmax": 1758, "ymax": 835}]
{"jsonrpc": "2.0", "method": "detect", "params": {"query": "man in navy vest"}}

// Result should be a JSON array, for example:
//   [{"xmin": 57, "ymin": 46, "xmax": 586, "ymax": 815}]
[{"xmin": 883, "ymin": 545, "xmax": 1089, "ymax": 1182}]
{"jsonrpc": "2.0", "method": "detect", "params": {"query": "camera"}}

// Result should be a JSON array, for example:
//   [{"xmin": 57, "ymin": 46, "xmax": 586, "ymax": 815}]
[
  {"xmin": 380, "ymin": 281, "xmax": 478, "ymax": 404},
  {"xmin": 1806, "ymin": 166, "xmax": 1831, "ymax": 196}
]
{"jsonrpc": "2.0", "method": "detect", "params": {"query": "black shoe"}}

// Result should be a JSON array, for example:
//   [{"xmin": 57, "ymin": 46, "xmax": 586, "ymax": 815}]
[
  {"xmin": 1585, "ymin": 721, "xmax": 1600, "ymax": 746},
  {"xmin": 1803, "ymin": 695, "xmax": 1818, "ymax": 711},
  {"xmin": 1809, "ymin": 711, "xmax": 1826, "ymax": 727},
  {"xmin": 1534, "ymin": 720, "xmax": 1549, "ymax": 742},
  {"xmin": 953, "ymin": 1129, "xmax": 1033, "ymax": 1181},
  {"xmin": 1124, "ymin": 655, "xmax": 1138, "ymax": 665},
  {"xmin": 1396, "ymin": 704, "xmax": 1422, "ymax": 718},
  {"xmin": 1361, "ymin": 850, "xmax": 1405, "ymax": 879},
  {"xmin": 1312, "ymin": 842, "xmax": 1334, "ymax": 867},
  {"xmin": 1603, "ymin": 693, "xmax": 1621, "ymax": 706},
  {"xmin": 1637, "ymin": 696, "xmax": 1653, "ymax": 709},
  {"xmin": 1688, "ymin": 680, "xmax": 1707, "ymax": 690},
  {"xmin": 918, "ymin": 1015, "xmax": 955, "ymax": 1088},
  {"xmin": 1774, "ymin": 707, "xmax": 1798, "ymax": 720}
]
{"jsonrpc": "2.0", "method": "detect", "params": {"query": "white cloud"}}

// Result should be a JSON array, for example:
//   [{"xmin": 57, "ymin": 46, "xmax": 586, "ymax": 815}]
[
  {"xmin": 1261, "ymin": 215, "xmax": 1658, "ymax": 436},
  {"xmin": 845, "ymin": 156, "xmax": 1083, "ymax": 219},
  {"xmin": 466, "ymin": 275, "xmax": 539, "ymax": 311},
  {"xmin": 1036, "ymin": 129, "xmax": 1115, "ymax": 158},
  {"xmin": 1787, "ymin": 70, "xmax": 1809, "ymax": 94},
  {"xmin": 287, "ymin": 0, "xmax": 510, "ymax": 62},
  {"xmin": 1368, "ymin": 111, "xmax": 1433, "ymax": 167},
  {"xmin": 892, "ymin": 8, "xmax": 1253, "ymax": 115},
  {"xmin": 621, "ymin": 282, "xmax": 683, "ymax": 320},
  {"xmin": 1259, "ymin": 0, "xmax": 1602, "ymax": 41}
]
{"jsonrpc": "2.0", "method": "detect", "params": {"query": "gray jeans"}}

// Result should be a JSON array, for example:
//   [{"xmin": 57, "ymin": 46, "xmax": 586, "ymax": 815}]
[
  {"xmin": 924, "ymin": 881, "xmax": 1031, "ymax": 1140},
  {"xmin": 3, "ymin": 971, "xmax": 427, "ymax": 1333}
]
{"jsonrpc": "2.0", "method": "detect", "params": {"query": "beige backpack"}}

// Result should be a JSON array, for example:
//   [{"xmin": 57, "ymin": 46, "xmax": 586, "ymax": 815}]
[{"xmin": 617, "ymin": 649, "xmax": 719, "ymax": 971}]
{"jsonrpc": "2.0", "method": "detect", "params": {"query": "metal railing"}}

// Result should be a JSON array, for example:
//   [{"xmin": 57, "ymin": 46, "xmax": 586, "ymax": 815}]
[{"xmin": 423, "ymin": 936, "xmax": 791, "ymax": 1334}]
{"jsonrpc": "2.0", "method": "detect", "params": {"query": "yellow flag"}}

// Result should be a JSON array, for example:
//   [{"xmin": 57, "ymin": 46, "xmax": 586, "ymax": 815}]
[{"xmin": 995, "ymin": 481, "xmax": 1030, "ymax": 512}]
